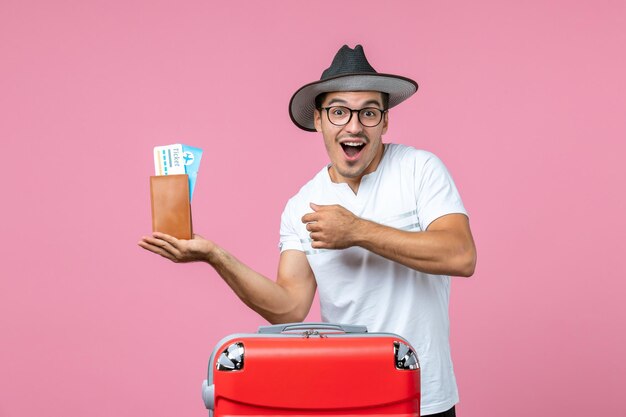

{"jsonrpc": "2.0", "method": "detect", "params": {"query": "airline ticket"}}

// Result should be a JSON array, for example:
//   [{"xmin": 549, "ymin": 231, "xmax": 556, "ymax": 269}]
[{"xmin": 153, "ymin": 143, "xmax": 203, "ymax": 201}]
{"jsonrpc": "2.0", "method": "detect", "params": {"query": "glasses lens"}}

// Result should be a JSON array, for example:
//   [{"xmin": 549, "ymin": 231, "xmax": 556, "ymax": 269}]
[
  {"xmin": 358, "ymin": 108, "xmax": 382, "ymax": 127},
  {"xmin": 327, "ymin": 106, "xmax": 350, "ymax": 125}
]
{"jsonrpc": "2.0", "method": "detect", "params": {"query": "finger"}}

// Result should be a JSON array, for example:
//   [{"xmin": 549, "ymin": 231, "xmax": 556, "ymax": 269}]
[
  {"xmin": 310, "ymin": 238, "xmax": 328, "ymax": 249},
  {"xmin": 310, "ymin": 202, "xmax": 321, "ymax": 211},
  {"xmin": 142, "ymin": 236, "xmax": 182, "ymax": 257},
  {"xmin": 309, "ymin": 231, "xmax": 325, "ymax": 242},
  {"xmin": 138, "ymin": 241, "xmax": 177, "ymax": 261},
  {"xmin": 156, "ymin": 248, "xmax": 177, "ymax": 261},
  {"xmin": 306, "ymin": 222, "xmax": 321, "ymax": 232},
  {"xmin": 156, "ymin": 249, "xmax": 178, "ymax": 262},
  {"xmin": 138, "ymin": 240, "xmax": 156, "ymax": 251},
  {"xmin": 153, "ymin": 232, "xmax": 180, "ymax": 247},
  {"xmin": 141, "ymin": 236, "xmax": 161, "ymax": 248},
  {"xmin": 301, "ymin": 212, "xmax": 318, "ymax": 224},
  {"xmin": 142, "ymin": 235, "xmax": 170, "ymax": 249}
]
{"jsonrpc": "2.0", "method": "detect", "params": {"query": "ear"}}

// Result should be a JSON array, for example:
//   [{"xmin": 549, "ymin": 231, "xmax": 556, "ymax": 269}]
[
  {"xmin": 313, "ymin": 108, "xmax": 323, "ymax": 132},
  {"xmin": 381, "ymin": 111, "xmax": 389, "ymax": 135}
]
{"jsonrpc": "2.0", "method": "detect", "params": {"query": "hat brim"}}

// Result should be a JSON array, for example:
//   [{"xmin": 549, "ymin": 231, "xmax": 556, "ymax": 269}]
[{"xmin": 289, "ymin": 73, "xmax": 418, "ymax": 132}]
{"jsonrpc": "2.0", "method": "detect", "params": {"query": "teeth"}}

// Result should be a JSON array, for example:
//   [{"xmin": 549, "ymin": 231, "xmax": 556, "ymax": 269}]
[{"xmin": 343, "ymin": 142, "xmax": 364, "ymax": 147}]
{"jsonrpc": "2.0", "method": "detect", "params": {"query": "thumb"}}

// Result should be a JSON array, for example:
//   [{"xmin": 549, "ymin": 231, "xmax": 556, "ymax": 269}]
[{"xmin": 310, "ymin": 202, "xmax": 322, "ymax": 211}]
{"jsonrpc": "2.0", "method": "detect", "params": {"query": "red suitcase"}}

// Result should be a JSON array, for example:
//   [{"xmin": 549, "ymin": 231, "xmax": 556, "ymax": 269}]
[{"xmin": 202, "ymin": 322, "xmax": 420, "ymax": 416}]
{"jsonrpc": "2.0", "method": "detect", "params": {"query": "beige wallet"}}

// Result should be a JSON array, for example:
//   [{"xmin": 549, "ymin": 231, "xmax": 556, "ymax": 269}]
[{"xmin": 150, "ymin": 174, "xmax": 193, "ymax": 239}]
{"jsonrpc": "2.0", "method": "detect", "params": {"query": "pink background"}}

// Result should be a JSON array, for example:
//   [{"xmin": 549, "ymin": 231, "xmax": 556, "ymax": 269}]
[{"xmin": 1, "ymin": 1, "xmax": 625, "ymax": 416}]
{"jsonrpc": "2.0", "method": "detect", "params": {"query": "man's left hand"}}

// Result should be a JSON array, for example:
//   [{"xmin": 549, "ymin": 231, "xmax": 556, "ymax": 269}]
[{"xmin": 301, "ymin": 203, "xmax": 362, "ymax": 249}]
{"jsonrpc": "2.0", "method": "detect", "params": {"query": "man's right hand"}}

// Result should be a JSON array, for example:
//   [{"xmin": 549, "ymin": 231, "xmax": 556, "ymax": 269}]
[{"xmin": 138, "ymin": 232, "xmax": 214, "ymax": 263}]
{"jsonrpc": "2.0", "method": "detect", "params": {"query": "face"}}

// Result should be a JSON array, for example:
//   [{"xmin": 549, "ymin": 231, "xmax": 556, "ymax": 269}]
[{"xmin": 313, "ymin": 91, "xmax": 389, "ymax": 188}]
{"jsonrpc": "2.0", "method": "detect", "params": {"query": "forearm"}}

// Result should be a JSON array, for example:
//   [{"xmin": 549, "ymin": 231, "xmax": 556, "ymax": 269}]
[
  {"xmin": 353, "ymin": 218, "xmax": 476, "ymax": 277},
  {"xmin": 205, "ymin": 246, "xmax": 309, "ymax": 323},
  {"xmin": 139, "ymin": 233, "xmax": 315, "ymax": 324}
]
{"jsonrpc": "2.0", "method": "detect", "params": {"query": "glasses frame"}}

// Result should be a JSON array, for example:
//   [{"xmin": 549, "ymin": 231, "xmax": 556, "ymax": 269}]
[{"xmin": 319, "ymin": 106, "xmax": 388, "ymax": 128}]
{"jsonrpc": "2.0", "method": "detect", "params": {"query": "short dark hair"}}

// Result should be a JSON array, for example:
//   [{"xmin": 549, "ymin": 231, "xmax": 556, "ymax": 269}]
[{"xmin": 315, "ymin": 92, "xmax": 390, "ymax": 110}]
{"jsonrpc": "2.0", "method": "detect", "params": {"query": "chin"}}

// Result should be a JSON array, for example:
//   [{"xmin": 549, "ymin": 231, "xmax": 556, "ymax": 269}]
[{"xmin": 337, "ymin": 166, "xmax": 366, "ymax": 179}]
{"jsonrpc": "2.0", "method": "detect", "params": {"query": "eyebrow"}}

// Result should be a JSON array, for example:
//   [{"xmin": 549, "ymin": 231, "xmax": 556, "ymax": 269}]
[{"xmin": 326, "ymin": 98, "xmax": 383, "ymax": 108}]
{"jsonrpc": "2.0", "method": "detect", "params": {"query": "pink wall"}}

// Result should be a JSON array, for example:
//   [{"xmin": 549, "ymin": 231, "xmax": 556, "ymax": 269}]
[{"xmin": 1, "ymin": 1, "xmax": 625, "ymax": 416}]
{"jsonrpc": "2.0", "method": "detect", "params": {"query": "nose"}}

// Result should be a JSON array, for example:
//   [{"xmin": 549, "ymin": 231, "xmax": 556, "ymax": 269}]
[{"xmin": 344, "ymin": 109, "xmax": 364, "ymax": 133}]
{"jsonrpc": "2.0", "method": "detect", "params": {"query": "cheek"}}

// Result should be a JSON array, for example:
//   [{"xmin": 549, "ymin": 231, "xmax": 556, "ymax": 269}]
[
  {"xmin": 320, "ymin": 125, "xmax": 339, "ymax": 146},
  {"xmin": 367, "ymin": 136, "xmax": 384, "ymax": 157},
  {"xmin": 323, "ymin": 134, "xmax": 336, "ymax": 154}
]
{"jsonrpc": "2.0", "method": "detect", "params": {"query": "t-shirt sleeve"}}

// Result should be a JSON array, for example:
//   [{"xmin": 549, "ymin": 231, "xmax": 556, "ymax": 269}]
[
  {"xmin": 415, "ymin": 152, "xmax": 467, "ymax": 230},
  {"xmin": 278, "ymin": 199, "xmax": 304, "ymax": 252}
]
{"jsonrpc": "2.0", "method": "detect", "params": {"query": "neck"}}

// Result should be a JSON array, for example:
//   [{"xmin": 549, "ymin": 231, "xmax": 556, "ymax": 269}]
[
  {"xmin": 328, "ymin": 143, "xmax": 386, "ymax": 194},
  {"xmin": 328, "ymin": 166, "xmax": 361, "ymax": 194}
]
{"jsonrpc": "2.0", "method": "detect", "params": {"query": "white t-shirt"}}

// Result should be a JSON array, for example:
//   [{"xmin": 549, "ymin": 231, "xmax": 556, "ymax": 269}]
[{"xmin": 279, "ymin": 143, "xmax": 467, "ymax": 415}]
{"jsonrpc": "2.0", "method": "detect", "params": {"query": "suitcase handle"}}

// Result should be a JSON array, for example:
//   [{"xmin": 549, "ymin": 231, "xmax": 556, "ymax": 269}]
[{"xmin": 258, "ymin": 322, "xmax": 368, "ymax": 334}]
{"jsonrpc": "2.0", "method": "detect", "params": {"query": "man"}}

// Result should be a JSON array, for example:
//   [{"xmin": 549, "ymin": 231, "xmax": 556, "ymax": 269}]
[{"xmin": 139, "ymin": 44, "xmax": 476, "ymax": 417}]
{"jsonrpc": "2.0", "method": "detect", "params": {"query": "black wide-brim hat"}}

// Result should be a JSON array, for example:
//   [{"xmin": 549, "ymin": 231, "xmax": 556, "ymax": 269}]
[{"xmin": 289, "ymin": 44, "xmax": 418, "ymax": 132}]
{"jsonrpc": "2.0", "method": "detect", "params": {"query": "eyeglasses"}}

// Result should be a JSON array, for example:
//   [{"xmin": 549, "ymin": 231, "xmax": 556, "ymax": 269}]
[{"xmin": 319, "ymin": 106, "xmax": 387, "ymax": 127}]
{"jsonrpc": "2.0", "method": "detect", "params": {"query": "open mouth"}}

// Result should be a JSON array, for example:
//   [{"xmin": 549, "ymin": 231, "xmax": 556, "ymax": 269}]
[{"xmin": 340, "ymin": 141, "xmax": 366, "ymax": 158}]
